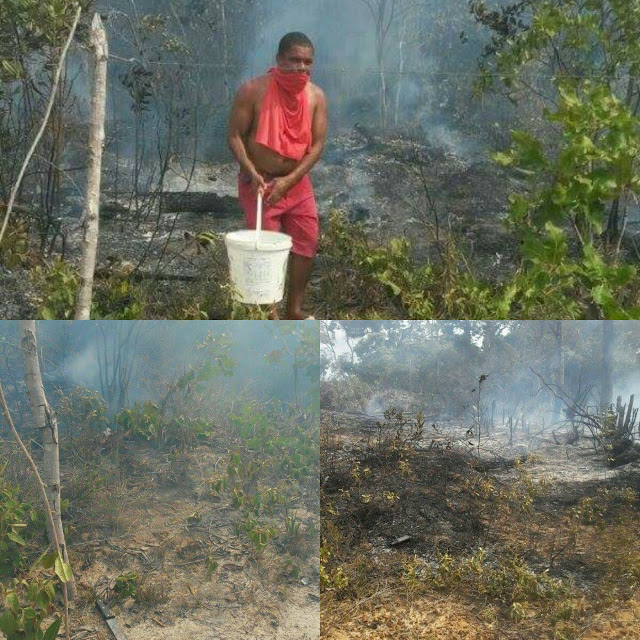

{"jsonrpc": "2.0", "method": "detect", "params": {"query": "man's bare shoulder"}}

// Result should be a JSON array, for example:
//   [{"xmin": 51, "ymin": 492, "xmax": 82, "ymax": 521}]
[
  {"xmin": 310, "ymin": 82, "xmax": 327, "ymax": 107},
  {"xmin": 235, "ymin": 75, "xmax": 269, "ymax": 102}
]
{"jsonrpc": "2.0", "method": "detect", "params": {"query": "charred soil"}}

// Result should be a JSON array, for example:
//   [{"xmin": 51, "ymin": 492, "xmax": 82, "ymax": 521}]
[{"xmin": 321, "ymin": 410, "xmax": 640, "ymax": 639}]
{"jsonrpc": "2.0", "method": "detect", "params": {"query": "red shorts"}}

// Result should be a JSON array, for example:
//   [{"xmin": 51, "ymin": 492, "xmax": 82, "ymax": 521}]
[{"xmin": 237, "ymin": 171, "xmax": 319, "ymax": 258}]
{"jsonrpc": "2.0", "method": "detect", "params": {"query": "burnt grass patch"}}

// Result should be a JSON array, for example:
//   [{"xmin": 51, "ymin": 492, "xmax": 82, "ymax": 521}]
[
  {"xmin": 321, "ymin": 411, "xmax": 640, "ymax": 639},
  {"xmin": 325, "ymin": 444, "xmax": 488, "ymax": 558}
]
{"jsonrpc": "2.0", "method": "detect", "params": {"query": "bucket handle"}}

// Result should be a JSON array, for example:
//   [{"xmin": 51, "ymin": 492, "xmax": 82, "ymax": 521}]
[{"xmin": 255, "ymin": 191, "xmax": 263, "ymax": 250}]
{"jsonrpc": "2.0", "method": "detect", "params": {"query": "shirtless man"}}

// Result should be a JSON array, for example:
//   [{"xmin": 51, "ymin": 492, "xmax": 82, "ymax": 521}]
[{"xmin": 228, "ymin": 32, "xmax": 327, "ymax": 320}]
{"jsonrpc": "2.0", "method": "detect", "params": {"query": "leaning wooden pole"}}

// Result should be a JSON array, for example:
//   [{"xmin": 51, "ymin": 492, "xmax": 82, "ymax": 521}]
[
  {"xmin": 20, "ymin": 320, "xmax": 77, "ymax": 600},
  {"xmin": 75, "ymin": 13, "xmax": 108, "ymax": 320}
]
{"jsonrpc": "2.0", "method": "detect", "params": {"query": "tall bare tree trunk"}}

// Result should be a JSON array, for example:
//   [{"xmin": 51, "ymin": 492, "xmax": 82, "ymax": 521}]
[
  {"xmin": 361, "ymin": 0, "xmax": 395, "ymax": 130},
  {"xmin": 75, "ymin": 14, "xmax": 108, "ymax": 320},
  {"xmin": 553, "ymin": 321, "xmax": 564, "ymax": 416},
  {"xmin": 20, "ymin": 321, "xmax": 77, "ymax": 599},
  {"xmin": 394, "ymin": 14, "xmax": 407, "ymax": 127},
  {"xmin": 601, "ymin": 321, "xmax": 614, "ymax": 412},
  {"xmin": 377, "ymin": 30, "xmax": 388, "ymax": 129},
  {"xmin": 220, "ymin": 0, "xmax": 230, "ymax": 103}
]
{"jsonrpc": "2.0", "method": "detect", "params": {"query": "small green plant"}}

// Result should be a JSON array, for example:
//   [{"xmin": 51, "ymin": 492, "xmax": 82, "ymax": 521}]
[
  {"xmin": 210, "ymin": 475, "xmax": 227, "ymax": 494},
  {"xmin": 113, "ymin": 572, "xmax": 139, "ymax": 599},
  {"xmin": 0, "ymin": 216, "xmax": 29, "ymax": 269},
  {"xmin": 281, "ymin": 558, "xmax": 301, "ymax": 579},
  {"xmin": 93, "ymin": 270, "xmax": 147, "ymax": 320},
  {"xmin": 205, "ymin": 555, "xmax": 219, "ymax": 576},
  {"xmin": 0, "ymin": 469, "xmax": 32, "ymax": 578},
  {"xmin": 283, "ymin": 509, "xmax": 301, "ymax": 541},
  {"xmin": 33, "ymin": 258, "xmax": 78, "ymax": 320},
  {"xmin": 116, "ymin": 401, "xmax": 163, "ymax": 442},
  {"xmin": 0, "ymin": 575, "xmax": 61, "ymax": 640},
  {"xmin": 235, "ymin": 514, "xmax": 278, "ymax": 552},
  {"xmin": 0, "ymin": 546, "xmax": 73, "ymax": 640}
]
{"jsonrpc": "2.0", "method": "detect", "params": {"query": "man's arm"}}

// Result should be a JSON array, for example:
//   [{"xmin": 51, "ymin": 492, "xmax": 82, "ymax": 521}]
[
  {"xmin": 227, "ymin": 83, "xmax": 266, "ymax": 192},
  {"xmin": 265, "ymin": 88, "xmax": 328, "ymax": 204}
]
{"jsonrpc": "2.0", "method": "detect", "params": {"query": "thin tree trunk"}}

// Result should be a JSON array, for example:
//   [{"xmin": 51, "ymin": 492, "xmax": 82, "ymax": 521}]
[
  {"xmin": 378, "ymin": 44, "xmax": 388, "ymax": 129},
  {"xmin": 220, "ymin": 0, "xmax": 230, "ymax": 103},
  {"xmin": 0, "ymin": 5, "xmax": 81, "ymax": 246},
  {"xmin": 394, "ymin": 14, "xmax": 407, "ymax": 127},
  {"xmin": 75, "ymin": 13, "xmax": 108, "ymax": 320},
  {"xmin": 20, "ymin": 321, "xmax": 77, "ymax": 599},
  {"xmin": 601, "ymin": 321, "xmax": 614, "ymax": 412},
  {"xmin": 553, "ymin": 321, "xmax": 564, "ymax": 416}
]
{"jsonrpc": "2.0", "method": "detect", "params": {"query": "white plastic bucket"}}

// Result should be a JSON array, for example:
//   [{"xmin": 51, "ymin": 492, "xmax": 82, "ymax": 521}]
[{"xmin": 225, "ymin": 193, "xmax": 292, "ymax": 304}]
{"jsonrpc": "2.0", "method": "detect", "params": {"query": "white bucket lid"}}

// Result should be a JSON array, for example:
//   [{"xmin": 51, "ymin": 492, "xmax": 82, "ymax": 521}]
[{"xmin": 225, "ymin": 229, "xmax": 292, "ymax": 251}]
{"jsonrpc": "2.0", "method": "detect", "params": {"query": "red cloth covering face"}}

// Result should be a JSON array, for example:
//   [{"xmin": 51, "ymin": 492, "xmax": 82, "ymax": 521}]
[{"xmin": 255, "ymin": 67, "xmax": 312, "ymax": 161}]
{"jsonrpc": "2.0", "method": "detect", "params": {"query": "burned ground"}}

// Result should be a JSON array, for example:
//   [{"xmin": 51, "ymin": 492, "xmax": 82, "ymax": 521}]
[
  {"xmin": 321, "ymin": 410, "xmax": 640, "ymax": 640},
  {"xmin": 0, "ymin": 130, "xmax": 515, "ymax": 320}
]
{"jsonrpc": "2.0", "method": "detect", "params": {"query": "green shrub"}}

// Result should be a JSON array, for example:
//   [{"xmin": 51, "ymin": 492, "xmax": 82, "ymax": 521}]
[
  {"xmin": 0, "ymin": 469, "xmax": 33, "ymax": 578},
  {"xmin": 320, "ymin": 210, "xmax": 639, "ymax": 320},
  {"xmin": 33, "ymin": 259, "xmax": 147, "ymax": 320},
  {"xmin": 32, "ymin": 258, "xmax": 78, "ymax": 320}
]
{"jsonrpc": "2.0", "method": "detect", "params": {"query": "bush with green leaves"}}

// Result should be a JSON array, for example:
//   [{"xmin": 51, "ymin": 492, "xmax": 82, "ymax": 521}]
[
  {"xmin": 32, "ymin": 259, "xmax": 78, "ymax": 321},
  {"xmin": 321, "ymin": 201, "xmax": 639, "ymax": 319},
  {"xmin": 55, "ymin": 386, "xmax": 109, "ymax": 437},
  {"xmin": 115, "ymin": 342, "xmax": 235, "ymax": 448},
  {"xmin": 0, "ymin": 469, "xmax": 33, "ymax": 578},
  {"xmin": 115, "ymin": 401, "xmax": 164, "ymax": 442},
  {"xmin": 0, "ymin": 468, "xmax": 73, "ymax": 640},
  {"xmin": 485, "ymin": 0, "xmax": 640, "ymax": 318},
  {"xmin": 33, "ymin": 259, "xmax": 148, "ymax": 320},
  {"xmin": 0, "ymin": 548, "xmax": 73, "ymax": 640},
  {"xmin": 0, "ymin": 574, "xmax": 61, "ymax": 640}
]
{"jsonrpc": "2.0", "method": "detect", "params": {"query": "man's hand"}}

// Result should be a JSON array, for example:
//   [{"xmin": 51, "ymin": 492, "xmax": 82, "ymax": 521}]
[
  {"xmin": 265, "ymin": 176, "xmax": 293, "ymax": 205},
  {"xmin": 250, "ymin": 171, "xmax": 268, "ymax": 195}
]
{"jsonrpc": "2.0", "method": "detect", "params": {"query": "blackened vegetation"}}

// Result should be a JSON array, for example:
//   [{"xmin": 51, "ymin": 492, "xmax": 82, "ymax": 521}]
[
  {"xmin": 323, "ymin": 410, "xmax": 494, "ymax": 559},
  {"xmin": 322, "ymin": 405, "xmax": 640, "ymax": 638}
]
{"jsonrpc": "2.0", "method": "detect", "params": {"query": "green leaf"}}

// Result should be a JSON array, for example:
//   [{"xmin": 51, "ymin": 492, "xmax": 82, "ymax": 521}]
[
  {"xmin": 41, "ymin": 551, "xmax": 58, "ymax": 569},
  {"xmin": 508, "ymin": 193, "xmax": 531, "ymax": 220},
  {"xmin": 492, "ymin": 151, "xmax": 514, "ymax": 166},
  {"xmin": 40, "ymin": 306, "xmax": 57, "ymax": 320},
  {"xmin": 0, "ymin": 611, "xmax": 18, "ymax": 635},
  {"xmin": 6, "ymin": 591, "xmax": 20, "ymax": 614},
  {"xmin": 54, "ymin": 556, "xmax": 73, "ymax": 583},
  {"xmin": 43, "ymin": 616, "xmax": 62, "ymax": 640},
  {"xmin": 7, "ymin": 531, "xmax": 26, "ymax": 545}
]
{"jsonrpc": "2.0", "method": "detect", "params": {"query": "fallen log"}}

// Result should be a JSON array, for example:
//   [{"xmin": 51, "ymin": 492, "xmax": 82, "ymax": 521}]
[{"xmin": 159, "ymin": 192, "xmax": 242, "ymax": 216}]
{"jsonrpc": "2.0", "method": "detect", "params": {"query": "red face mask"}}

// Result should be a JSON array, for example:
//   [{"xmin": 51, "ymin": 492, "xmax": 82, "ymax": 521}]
[{"xmin": 269, "ymin": 66, "xmax": 310, "ymax": 95}]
